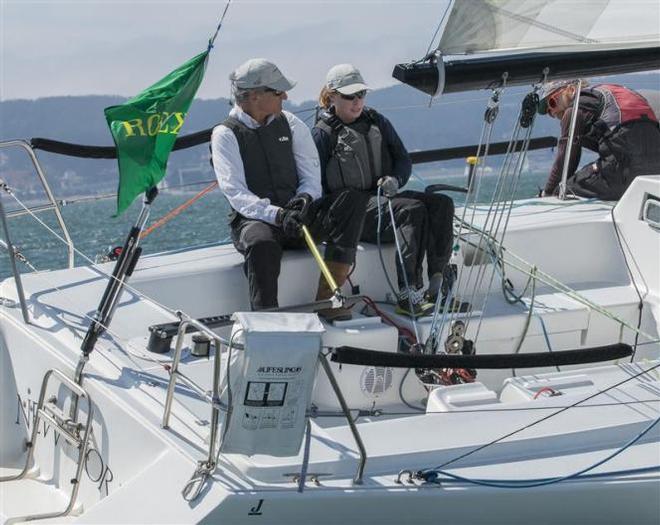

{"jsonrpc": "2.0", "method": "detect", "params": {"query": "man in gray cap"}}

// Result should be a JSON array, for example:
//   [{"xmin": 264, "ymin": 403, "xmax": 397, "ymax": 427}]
[{"xmin": 211, "ymin": 59, "xmax": 368, "ymax": 314}]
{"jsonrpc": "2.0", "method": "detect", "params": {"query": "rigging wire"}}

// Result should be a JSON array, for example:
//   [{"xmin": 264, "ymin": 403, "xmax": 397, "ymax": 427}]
[
  {"xmin": 287, "ymin": 397, "xmax": 660, "ymax": 419},
  {"xmin": 0, "ymin": 216, "xmax": 216, "ymax": 435},
  {"xmin": 207, "ymin": 0, "xmax": 233, "ymax": 50},
  {"xmin": 2, "ymin": 186, "xmax": 180, "ymax": 322},
  {"xmin": 453, "ymin": 218, "xmax": 655, "ymax": 342},
  {"xmin": 471, "ymin": 106, "xmax": 538, "ymax": 342},
  {"xmin": 421, "ymin": 414, "xmax": 659, "ymax": 488},
  {"xmin": 442, "ymin": 85, "xmax": 506, "ymax": 333},
  {"xmin": 425, "ymin": 85, "xmax": 502, "ymax": 353},
  {"xmin": 423, "ymin": 0, "xmax": 452, "ymax": 58},
  {"xmin": 425, "ymin": 359, "xmax": 660, "ymax": 473}
]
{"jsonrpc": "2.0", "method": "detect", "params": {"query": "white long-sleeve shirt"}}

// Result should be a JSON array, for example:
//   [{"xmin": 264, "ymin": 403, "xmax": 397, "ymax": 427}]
[{"xmin": 211, "ymin": 106, "xmax": 322, "ymax": 225}]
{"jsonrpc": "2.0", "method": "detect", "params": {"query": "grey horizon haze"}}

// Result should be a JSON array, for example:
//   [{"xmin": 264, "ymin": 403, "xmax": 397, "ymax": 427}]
[{"xmin": 1, "ymin": 0, "xmax": 450, "ymax": 103}]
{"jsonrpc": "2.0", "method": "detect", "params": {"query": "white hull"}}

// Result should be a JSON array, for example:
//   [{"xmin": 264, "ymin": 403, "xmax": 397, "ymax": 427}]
[{"xmin": 1, "ymin": 177, "xmax": 659, "ymax": 524}]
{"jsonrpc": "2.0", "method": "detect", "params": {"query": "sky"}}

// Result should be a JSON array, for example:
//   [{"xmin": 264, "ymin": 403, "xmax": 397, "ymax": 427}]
[{"xmin": 0, "ymin": 0, "xmax": 451, "ymax": 103}]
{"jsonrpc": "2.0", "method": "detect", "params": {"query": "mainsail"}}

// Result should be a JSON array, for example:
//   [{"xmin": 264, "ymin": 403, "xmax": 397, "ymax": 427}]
[{"xmin": 394, "ymin": 0, "xmax": 660, "ymax": 95}]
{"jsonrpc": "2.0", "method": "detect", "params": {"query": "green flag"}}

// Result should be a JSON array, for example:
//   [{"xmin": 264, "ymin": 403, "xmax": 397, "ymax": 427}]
[{"xmin": 104, "ymin": 51, "xmax": 209, "ymax": 215}]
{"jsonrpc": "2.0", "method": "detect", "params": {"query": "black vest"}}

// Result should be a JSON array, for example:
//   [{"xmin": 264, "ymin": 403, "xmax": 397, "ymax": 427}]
[
  {"xmin": 223, "ymin": 114, "xmax": 298, "ymax": 209},
  {"xmin": 316, "ymin": 108, "xmax": 393, "ymax": 193}
]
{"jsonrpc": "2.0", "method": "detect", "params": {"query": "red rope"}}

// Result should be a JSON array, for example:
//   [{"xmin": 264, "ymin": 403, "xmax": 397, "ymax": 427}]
[
  {"xmin": 360, "ymin": 295, "xmax": 417, "ymax": 344},
  {"xmin": 533, "ymin": 387, "xmax": 558, "ymax": 399},
  {"xmin": 140, "ymin": 181, "xmax": 218, "ymax": 239}
]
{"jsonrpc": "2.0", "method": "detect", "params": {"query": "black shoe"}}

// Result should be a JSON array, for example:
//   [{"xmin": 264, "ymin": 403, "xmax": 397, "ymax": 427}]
[
  {"xmin": 395, "ymin": 287, "xmax": 434, "ymax": 317},
  {"xmin": 440, "ymin": 296, "xmax": 470, "ymax": 313},
  {"xmin": 423, "ymin": 290, "xmax": 470, "ymax": 313}
]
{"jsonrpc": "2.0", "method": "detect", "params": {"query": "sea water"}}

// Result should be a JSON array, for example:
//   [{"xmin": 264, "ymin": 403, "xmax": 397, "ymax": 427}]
[{"xmin": 0, "ymin": 172, "xmax": 550, "ymax": 279}]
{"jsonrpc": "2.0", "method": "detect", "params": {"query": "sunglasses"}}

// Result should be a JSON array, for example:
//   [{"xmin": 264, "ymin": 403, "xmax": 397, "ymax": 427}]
[
  {"xmin": 546, "ymin": 89, "xmax": 564, "ymax": 110},
  {"xmin": 263, "ymin": 87, "xmax": 285, "ymax": 97},
  {"xmin": 339, "ymin": 90, "xmax": 367, "ymax": 101}
]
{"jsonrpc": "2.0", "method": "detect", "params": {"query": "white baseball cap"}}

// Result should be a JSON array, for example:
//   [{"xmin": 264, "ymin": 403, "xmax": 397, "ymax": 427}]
[
  {"xmin": 230, "ymin": 58, "xmax": 296, "ymax": 91},
  {"xmin": 326, "ymin": 64, "xmax": 369, "ymax": 95}
]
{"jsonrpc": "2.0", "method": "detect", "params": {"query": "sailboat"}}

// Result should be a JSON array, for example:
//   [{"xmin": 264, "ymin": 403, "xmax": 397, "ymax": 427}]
[{"xmin": 1, "ymin": 0, "xmax": 659, "ymax": 523}]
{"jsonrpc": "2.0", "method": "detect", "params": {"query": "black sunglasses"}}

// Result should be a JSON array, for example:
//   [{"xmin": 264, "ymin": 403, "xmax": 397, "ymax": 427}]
[
  {"xmin": 263, "ymin": 87, "xmax": 285, "ymax": 97},
  {"xmin": 339, "ymin": 90, "xmax": 367, "ymax": 101}
]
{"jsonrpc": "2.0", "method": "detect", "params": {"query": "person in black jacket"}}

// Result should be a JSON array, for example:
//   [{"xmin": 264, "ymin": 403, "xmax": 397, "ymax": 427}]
[
  {"xmin": 211, "ymin": 59, "xmax": 368, "ymax": 317},
  {"xmin": 538, "ymin": 80, "xmax": 660, "ymax": 200},
  {"xmin": 312, "ymin": 64, "xmax": 463, "ymax": 315}
]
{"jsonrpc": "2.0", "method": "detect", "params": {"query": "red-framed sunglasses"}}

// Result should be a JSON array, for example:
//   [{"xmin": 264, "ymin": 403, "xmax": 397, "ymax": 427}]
[{"xmin": 546, "ymin": 89, "xmax": 564, "ymax": 110}]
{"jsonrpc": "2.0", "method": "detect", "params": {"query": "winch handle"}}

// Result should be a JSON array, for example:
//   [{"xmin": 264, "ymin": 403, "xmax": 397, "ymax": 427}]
[{"xmin": 301, "ymin": 225, "xmax": 341, "ymax": 301}]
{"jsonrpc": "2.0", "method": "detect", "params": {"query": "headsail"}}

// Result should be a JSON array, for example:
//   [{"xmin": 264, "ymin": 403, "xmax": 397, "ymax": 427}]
[{"xmin": 394, "ymin": 0, "xmax": 660, "ymax": 95}]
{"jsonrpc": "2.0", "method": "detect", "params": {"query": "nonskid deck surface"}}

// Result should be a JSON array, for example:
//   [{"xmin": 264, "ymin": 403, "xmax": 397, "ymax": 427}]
[
  {"xmin": 0, "ymin": 186, "xmax": 658, "ymax": 523},
  {"xmin": 0, "ymin": 194, "xmax": 650, "ymax": 453}
]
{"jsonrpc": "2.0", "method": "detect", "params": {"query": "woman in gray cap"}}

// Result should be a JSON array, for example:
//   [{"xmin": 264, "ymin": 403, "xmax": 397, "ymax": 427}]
[
  {"xmin": 211, "ymin": 58, "xmax": 368, "ymax": 318},
  {"xmin": 313, "ymin": 64, "xmax": 465, "ymax": 316}
]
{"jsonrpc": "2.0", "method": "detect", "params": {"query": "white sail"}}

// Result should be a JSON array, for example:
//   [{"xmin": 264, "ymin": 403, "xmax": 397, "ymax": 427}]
[{"xmin": 438, "ymin": 0, "xmax": 660, "ymax": 55}]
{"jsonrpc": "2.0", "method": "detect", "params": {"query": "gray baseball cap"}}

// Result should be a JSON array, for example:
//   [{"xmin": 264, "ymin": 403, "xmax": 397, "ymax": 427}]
[
  {"xmin": 326, "ymin": 64, "xmax": 369, "ymax": 95},
  {"xmin": 537, "ymin": 80, "xmax": 575, "ymax": 115},
  {"xmin": 229, "ymin": 58, "xmax": 296, "ymax": 91}
]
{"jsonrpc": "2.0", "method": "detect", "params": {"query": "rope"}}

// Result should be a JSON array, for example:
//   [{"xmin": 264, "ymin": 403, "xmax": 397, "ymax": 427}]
[
  {"xmin": 421, "ymin": 413, "xmax": 659, "ymax": 488},
  {"xmin": 0, "ymin": 196, "xmax": 216, "ymax": 431},
  {"xmin": 494, "ymin": 247, "xmax": 561, "ymax": 373},
  {"xmin": 510, "ymin": 266, "xmax": 537, "ymax": 370},
  {"xmin": 385, "ymin": 191, "xmax": 421, "ymax": 344},
  {"xmin": 207, "ymin": 1, "xmax": 233, "ymax": 50},
  {"xmin": 469, "ymin": 102, "xmax": 536, "ymax": 342},
  {"xmin": 609, "ymin": 206, "xmax": 647, "ymax": 361},
  {"xmin": 140, "ymin": 181, "xmax": 218, "ymax": 240},
  {"xmin": 426, "ymin": 86, "xmax": 502, "ymax": 352},
  {"xmin": 454, "ymin": 219, "xmax": 655, "ymax": 342},
  {"xmin": 375, "ymin": 188, "xmax": 400, "ymax": 301},
  {"xmin": 2, "ymin": 186, "xmax": 179, "ymax": 320},
  {"xmin": 426, "ymin": 359, "xmax": 660, "ymax": 472}
]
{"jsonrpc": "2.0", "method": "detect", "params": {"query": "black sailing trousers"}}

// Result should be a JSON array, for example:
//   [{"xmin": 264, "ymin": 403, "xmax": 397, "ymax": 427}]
[
  {"xmin": 359, "ymin": 190, "xmax": 454, "ymax": 290},
  {"xmin": 231, "ymin": 189, "xmax": 369, "ymax": 310},
  {"xmin": 567, "ymin": 120, "xmax": 660, "ymax": 200}
]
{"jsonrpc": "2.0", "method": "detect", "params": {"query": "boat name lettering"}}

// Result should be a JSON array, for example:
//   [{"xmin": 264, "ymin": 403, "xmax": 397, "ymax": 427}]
[
  {"xmin": 256, "ymin": 366, "xmax": 302, "ymax": 375},
  {"xmin": 16, "ymin": 393, "xmax": 114, "ymax": 496},
  {"xmin": 84, "ymin": 448, "xmax": 114, "ymax": 497},
  {"xmin": 120, "ymin": 111, "xmax": 186, "ymax": 137}
]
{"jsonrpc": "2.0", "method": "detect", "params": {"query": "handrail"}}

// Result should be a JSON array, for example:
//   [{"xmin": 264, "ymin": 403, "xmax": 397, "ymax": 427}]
[
  {"xmin": 0, "ymin": 139, "xmax": 75, "ymax": 268},
  {"xmin": 162, "ymin": 311, "xmax": 367, "ymax": 498},
  {"xmin": 0, "ymin": 368, "xmax": 94, "ymax": 523},
  {"xmin": 0, "ymin": 197, "xmax": 29, "ymax": 323}
]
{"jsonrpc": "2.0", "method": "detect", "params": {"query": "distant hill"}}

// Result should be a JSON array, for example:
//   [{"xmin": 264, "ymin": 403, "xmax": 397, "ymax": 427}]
[{"xmin": 1, "ymin": 73, "xmax": 657, "ymax": 198}]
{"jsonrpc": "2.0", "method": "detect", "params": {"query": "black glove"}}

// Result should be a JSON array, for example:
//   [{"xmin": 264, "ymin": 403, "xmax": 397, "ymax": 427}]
[
  {"xmin": 285, "ymin": 193, "xmax": 313, "ymax": 223},
  {"xmin": 276, "ymin": 207, "xmax": 304, "ymax": 237},
  {"xmin": 378, "ymin": 176, "xmax": 399, "ymax": 198}
]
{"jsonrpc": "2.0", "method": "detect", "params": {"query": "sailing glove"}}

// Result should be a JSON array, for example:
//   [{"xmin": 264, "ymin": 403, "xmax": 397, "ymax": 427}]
[
  {"xmin": 276, "ymin": 207, "xmax": 304, "ymax": 237},
  {"xmin": 378, "ymin": 176, "xmax": 399, "ymax": 198},
  {"xmin": 285, "ymin": 193, "xmax": 313, "ymax": 223}
]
